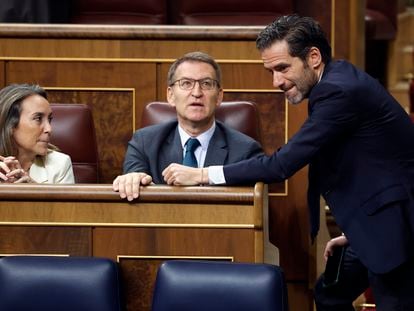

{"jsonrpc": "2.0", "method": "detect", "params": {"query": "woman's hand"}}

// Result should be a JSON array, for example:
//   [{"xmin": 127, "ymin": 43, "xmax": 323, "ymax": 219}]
[
  {"xmin": 6, "ymin": 167, "xmax": 33, "ymax": 183},
  {"xmin": 0, "ymin": 156, "xmax": 33, "ymax": 183},
  {"xmin": 0, "ymin": 156, "xmax": 18, "ymax": 182}
]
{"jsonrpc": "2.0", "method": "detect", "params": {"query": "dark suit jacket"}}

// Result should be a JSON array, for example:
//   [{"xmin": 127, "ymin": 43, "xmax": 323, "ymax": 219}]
[
  {"xmin": 224, "ymin": 60, "xmax": 414, "ymax": 274},
  {"xmin": 123, "ymin": 120, "xmax": 263, "ymax": 184}
]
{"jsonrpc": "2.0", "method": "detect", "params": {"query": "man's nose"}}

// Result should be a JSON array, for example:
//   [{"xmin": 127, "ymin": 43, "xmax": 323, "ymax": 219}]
[
  {"xmin": 272, "ymin": 71, "xmax": 284, "ymax": 88},
  {"xmin": 191, "ymin": 82, "xmax": 203, "ymax": 96}
]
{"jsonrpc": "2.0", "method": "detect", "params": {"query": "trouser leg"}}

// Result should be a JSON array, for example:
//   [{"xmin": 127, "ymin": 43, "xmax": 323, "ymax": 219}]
[
  {"xmin": 314, "ymin": 246, "xmax": 369, "ymax": 311},
  {"xmin": 369, "ymin": 256, "xmax": 414, "ymax": 311}
]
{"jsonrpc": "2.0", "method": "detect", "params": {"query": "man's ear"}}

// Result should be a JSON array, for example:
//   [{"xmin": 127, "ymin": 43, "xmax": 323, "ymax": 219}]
[
  {"xmin": 166, "ymin": 87, "xmax": 176, "ymax": 107},
  {"xmin": 216, "ymin": 88, "xmax": 224, "ymax": 107},
  {"xmin": 307, "ymin": 47, "xmax": 322, "ymax": 69}
]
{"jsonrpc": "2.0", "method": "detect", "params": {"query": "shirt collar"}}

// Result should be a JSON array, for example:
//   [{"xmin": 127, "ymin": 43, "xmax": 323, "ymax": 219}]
[
  {"xmin": 317, "ymin": 67, "xmax": 325, "ymax": 83},
  {"xmin": 178, "ymin": 121, "xmax": 216, "ymax": 150}
]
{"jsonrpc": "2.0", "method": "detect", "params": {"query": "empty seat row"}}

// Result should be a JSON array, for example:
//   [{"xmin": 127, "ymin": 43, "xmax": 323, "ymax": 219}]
[{"xmin": 0, "ymin": 256, "xmax": 288, "ymax": 311}]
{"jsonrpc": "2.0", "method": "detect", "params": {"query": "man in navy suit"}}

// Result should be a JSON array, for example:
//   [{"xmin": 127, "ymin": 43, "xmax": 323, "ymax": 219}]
[
  {"xmin": 163, "ymin": 15, "xmax": 414, "ymax": 310},
  {"xmin": 113, "ymin": 51, "xmax": 262, "ymax": 201}
]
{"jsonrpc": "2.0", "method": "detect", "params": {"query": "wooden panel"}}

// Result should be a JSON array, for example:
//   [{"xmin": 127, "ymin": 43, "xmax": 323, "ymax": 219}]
[
  {"xmin": 8, "ymin": 61, "xmax": 156, "ymax": 107},
  {"xmin": 0, "ymin": 61, "xmax": 4, "ymax": 87},
  {"xmin": 120, "ymin": 257, "xmax": 162, "ymax": 311},
  {"xmin": 0, "ymin": 226, "xmax": 91, "ymax": 256},
  {"xmin": 0, "ymin": 201, "xmax": 258, "ymax": 225},
  {"xmin": 272, "ymin": 102, "xmax": 310, "ymax": 281},
  {"xmin": 0, "ymin": 38, "xmax": 261, "ymax": 59},
  {"xmin": 5, "ymin": 60, "xmax": 157, "ymax": 125},
  {"xmin": 122, "ymin": 40, "xmax": 261, "ymax": 60},
  {"xmin": 287, "ymin": 282, "xmax": 314, "ymax": 311},
  {"xmin": 94, "ymin": 228, "xmax": 255, "ymax": 260},
  {"xmin": 334, "ymin": 0, "xmax": 365, "ymax": 67},
  {"xmin": 270, "ymin": 167, "xmax": 310, "ymax": 280},
  {"xmin": 220, "ymin": 63, "xmax": 274, "ymax": 89},
  {"xmin": 0, "ymin": 183, "xmax": 266, "ymax": 311}
]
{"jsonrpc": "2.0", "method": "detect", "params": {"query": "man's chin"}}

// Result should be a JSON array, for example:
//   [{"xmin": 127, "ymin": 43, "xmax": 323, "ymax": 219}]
[
  {"xmin": 285, "ymin": 88, "xmax": 303, "ymax": 105},
  {"xmin": 286, "ymin": 95, "xmax": 304, "ymax": 105}
]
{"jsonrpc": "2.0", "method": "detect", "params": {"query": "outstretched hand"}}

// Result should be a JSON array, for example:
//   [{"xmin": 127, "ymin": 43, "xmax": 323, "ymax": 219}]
[{"xmin": 113, "ymin": 172, "xmax": 153, "ymax": 201}]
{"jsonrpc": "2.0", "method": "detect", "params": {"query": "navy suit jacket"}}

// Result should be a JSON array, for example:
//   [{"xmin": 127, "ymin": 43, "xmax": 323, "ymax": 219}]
[
  {"xmin": 123, "ymin": 120, "xmax": 263, "ymax": 184},
  {"xmin": 224, "ymin": 60, "xmax": 414, "ymax": 273}
]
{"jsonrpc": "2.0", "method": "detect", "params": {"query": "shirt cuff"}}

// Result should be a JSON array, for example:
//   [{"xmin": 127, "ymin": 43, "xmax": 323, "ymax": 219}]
[{"xmin": 208, "ymin": 165, "xmax": 226, "ymax": 185}]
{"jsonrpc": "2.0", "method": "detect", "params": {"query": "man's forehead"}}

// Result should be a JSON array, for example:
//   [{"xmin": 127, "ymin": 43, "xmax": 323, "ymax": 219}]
[
  {"xmin": 177, "ymin": 60, "xmax": 211, "ymax": 69},
  {"xmin": 261, "ymin": 45, "xmax": 292, "ymax": 67},
  {"xmin": 175, "ymin": 61, "xmax": 215, "ymax": 79}
]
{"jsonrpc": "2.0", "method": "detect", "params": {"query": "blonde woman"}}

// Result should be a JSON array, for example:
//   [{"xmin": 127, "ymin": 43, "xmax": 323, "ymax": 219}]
[{"xmin": 0, "ymin": 84, "xmax": 74, "ymax": 183}]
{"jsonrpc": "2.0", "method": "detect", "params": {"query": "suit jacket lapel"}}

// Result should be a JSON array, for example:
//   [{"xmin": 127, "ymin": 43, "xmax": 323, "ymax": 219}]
[
  {"xmin": 204, "ymin": 125, "xmax": 228, "ymax": 166},
  {"xmin": 158, "ymin": 128, "xmax": 183, "ymax": 173}
]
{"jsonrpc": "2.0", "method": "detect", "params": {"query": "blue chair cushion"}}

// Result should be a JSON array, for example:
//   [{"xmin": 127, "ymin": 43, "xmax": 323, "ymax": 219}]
[
  {"xmin": 152, "ymin": 260, "xmax": 288, "ymax": 311},
  {"xmin": 0, "ymin": 256, "xmax": 122, "ymax": 311}
]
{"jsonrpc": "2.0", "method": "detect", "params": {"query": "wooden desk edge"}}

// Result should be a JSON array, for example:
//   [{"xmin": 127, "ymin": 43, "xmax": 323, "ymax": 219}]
[
  {"xmin": 0, "ymin": 183, "xmax": 263, "ymax": 204},
  {"xmin": 0, "ymin": 24, "xmax": 263, "ymax": 40}
]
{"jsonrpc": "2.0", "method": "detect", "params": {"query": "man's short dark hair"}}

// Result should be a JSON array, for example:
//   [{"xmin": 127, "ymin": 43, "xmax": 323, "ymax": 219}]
[{"xmin": 256, "ymin": 14, "xmax": 332, "ymax": 64}]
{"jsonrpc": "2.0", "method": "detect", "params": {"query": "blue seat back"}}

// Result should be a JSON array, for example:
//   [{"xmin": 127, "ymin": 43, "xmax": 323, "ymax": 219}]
[
  {"xmin": 152, "ymin": 260, "xmax": 288, "ymax": 311},
  {"xmin": 0, "ymin": 256, "xmax": 123, "ymax": 311}
]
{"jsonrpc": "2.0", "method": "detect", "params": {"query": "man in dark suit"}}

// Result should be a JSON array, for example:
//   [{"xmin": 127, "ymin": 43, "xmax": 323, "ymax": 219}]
[
  {"xmin": 113, "ymin": 51, "xmax": 262, "ymax": 201},
  {"xmin": 163, "ymin": 15, "xmax": 414, "ymax": 310}
]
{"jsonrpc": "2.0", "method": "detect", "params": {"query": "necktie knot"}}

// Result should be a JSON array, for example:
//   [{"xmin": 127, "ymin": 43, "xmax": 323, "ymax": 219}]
[
  {"xmin": 186, "ymin": 138, "xmax": 200, "ymax": 152},
  {"xmin": 183, "ymin": 138, "xmax": 200, "ymax": 167}
]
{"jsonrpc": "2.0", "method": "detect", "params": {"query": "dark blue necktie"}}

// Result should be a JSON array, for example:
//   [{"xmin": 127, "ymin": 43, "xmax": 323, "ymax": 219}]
[{"xmin": 182, "ymin": 138, "xmax": 200, "ymax": 167}]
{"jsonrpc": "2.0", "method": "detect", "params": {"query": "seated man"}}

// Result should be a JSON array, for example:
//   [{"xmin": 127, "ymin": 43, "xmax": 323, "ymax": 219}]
[{"xmin": 113, "ymin": 51, "xmax": 263, "ymax": 200}]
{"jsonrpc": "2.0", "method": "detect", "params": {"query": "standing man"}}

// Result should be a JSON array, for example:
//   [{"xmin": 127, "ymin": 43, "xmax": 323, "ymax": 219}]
[
  {"xmin": 163, "ymin": 15, "xmax": 414, "ymax": 310},
  {"xmin": 113, "ymin": 51, "xmax": 262, "ymax": 201}
]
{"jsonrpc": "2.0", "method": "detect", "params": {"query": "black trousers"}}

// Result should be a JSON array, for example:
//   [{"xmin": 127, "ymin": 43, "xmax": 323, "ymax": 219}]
[{"xmin": 314, "ymin": 246, "xmax": 414, "ymax": 311}]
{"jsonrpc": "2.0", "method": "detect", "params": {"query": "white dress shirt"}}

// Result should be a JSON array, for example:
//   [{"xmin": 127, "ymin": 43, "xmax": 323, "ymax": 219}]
[{"xmin": 178, "ymin": 122, "xmax": 216, "ymax": 168}]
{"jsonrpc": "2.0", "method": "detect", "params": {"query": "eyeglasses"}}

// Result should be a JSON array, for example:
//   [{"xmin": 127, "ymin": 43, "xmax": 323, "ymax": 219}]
[{"xmin": 170, "ymin": 78, "xmax": 219, "ymax": 91}]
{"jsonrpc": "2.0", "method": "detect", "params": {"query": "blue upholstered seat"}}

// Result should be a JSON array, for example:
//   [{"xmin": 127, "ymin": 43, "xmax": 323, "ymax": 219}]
[
  {"xmin": 0, "ymin": 256, "xmax": 123, "ymax": 311},
  {"xmin": 152, "ymin": 260, "xmax": 288, "ymax": 311}
]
